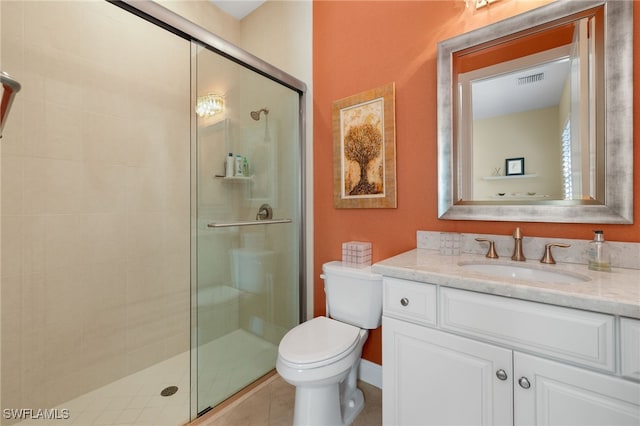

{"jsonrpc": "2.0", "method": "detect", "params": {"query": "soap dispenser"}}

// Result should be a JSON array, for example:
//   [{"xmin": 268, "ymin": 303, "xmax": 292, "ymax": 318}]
[{"xmin": 588, "ymin": 230, "xmax": 611, "ymax": 272}]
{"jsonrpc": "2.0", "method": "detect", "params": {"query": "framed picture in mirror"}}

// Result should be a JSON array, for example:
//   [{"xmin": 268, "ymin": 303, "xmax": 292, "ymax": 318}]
[{"xmin": 505, "ymin": 157, "xmax": 525, "ymax": 176}]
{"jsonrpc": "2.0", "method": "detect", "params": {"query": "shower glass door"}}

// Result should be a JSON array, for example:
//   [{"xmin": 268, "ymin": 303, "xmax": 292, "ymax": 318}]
[{"xmin": 193, "ymin": 42, "xmax": 302, "ymax": 414}]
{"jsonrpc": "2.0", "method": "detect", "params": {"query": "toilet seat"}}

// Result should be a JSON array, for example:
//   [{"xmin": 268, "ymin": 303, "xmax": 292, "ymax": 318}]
[{"xmin": 278, "ymin": 316, "xmax": 361, "ymax": 369}]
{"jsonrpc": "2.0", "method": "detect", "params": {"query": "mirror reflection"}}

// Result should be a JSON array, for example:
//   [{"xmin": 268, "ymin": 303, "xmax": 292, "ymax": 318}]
[{"xmin": 454, "ymin": 9, "xmax": 602, "ymax": 202}]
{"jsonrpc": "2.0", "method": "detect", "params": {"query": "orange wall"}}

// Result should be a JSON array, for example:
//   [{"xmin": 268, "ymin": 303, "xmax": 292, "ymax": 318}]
[{"xmin": 313, "ymin": 0, "xmax": 640, "ymax": 365}]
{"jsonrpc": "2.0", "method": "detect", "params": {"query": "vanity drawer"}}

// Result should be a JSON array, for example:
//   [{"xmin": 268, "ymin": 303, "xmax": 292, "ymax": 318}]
[
  {"xmin": 383, "ymin": 277, "xmax": 436, "ymax": 326},
  {"xmin": 621, "ymin": 317, "xmax": 640, "ymax": 381},
  {"xmin": 439, "ymin": 287, "xmax": 615, "ymax": 372}
]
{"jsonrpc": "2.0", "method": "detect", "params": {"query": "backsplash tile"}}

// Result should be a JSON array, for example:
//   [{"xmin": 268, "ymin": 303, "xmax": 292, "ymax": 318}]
[
  {"xmin": 417, "ymin": 231, "xmax": 640, "ymax": 270},
  {"xmin": 439, "ymin": 232, "xmax": 461, "ymax": 256}
]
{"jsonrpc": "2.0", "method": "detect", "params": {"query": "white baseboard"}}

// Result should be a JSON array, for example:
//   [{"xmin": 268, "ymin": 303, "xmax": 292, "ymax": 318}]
[{"xmin": 358, "ymin": 359, "xmax": 381, "ymax": 389}]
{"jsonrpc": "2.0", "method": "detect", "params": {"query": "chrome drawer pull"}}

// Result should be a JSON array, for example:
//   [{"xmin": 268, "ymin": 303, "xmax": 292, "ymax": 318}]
[{"xmin": 400, "ymin": 298, "xmax": 409, "ymax": 307}]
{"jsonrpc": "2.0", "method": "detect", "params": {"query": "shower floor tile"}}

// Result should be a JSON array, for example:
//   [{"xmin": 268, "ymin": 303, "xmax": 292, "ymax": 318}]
[
  {"xmin": 14, "ymin": 351, "xmax": 190, "ymax": 426},
  {"xmin": 13, "ymin": 329, "xmax": 276, "ymax": 426},
  {"xmin": 197, "ymin": 329, "xmax": 277, "ymax": 412}
]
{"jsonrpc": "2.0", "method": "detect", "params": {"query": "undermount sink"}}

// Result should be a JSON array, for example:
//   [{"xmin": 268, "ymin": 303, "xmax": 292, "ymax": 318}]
[{"xmin": 458, "ymin": 262, "xmax": 591, "ymax": 284}]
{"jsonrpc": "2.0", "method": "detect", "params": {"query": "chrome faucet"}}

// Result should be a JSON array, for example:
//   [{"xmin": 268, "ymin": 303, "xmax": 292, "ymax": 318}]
[{"xmin": 511, "ymin": 227, "xmax": 526, "ymax": 261}]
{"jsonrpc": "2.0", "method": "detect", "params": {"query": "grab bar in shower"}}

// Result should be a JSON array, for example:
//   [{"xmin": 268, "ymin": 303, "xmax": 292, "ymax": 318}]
[{"xmin": 207, "ymin": 218, "xmax": 292, "ymax": 228}]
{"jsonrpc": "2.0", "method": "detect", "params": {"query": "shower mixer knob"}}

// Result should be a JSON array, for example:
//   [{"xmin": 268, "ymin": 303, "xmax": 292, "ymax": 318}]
[{"xmin": 256, "ymin": 204, "xmax": 273, "ymax": 220}]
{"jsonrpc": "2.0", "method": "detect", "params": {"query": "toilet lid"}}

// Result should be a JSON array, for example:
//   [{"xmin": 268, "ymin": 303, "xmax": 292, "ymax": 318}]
[{"xmin": 279, "ymin": 316, "xmax": 360, "ymax": 365}]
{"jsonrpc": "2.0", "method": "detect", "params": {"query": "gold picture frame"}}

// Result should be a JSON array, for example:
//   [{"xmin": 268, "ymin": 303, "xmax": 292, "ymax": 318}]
[{"xmin": 332, "ymin": 82, "xmax": 397, "ymax": 208}]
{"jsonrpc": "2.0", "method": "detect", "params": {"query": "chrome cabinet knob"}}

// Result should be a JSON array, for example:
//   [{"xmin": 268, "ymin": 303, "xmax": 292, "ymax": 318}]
[
  {"xmin": 400, "ymin": 298, "xmax": 409, "ymax": 307},
  {"xmin": 496, "ymin": 369, "xmax": 508, "ymax": 381},
  {"xmin": 518, "ymin": 377, "xmax": 531, "ymax": 389}
]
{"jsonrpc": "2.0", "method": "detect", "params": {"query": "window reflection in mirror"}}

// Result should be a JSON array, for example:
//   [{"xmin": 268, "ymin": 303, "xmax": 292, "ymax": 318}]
[{"xmin": 452, "ymin": 6, "xmax": 604, "ymax": 203}]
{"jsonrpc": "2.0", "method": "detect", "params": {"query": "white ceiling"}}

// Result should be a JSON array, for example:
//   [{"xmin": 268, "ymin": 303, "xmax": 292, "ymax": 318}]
[
  {"xmin": 472, "ymin": 58, "xmax": 571, "ymax": 120},
  {"xmin": 210, "ymin": 0, "xmax": 266, "ymax": 20}
]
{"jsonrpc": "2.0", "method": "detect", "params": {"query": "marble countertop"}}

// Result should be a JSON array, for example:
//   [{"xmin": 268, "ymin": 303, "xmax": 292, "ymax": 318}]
[{"xmin": 372, "ymin": 249, "xmax": 640, "ymax": 319}]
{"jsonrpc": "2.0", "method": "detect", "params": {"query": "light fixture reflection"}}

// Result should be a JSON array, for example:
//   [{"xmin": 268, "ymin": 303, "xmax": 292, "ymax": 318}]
[{"xmin": 196, "ymin": 93, "xmax": 224, "ymax": 117}]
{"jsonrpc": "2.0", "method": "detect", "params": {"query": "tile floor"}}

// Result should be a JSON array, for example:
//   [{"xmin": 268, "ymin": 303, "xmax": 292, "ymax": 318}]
[
  {"xmin": 14, "ymin": 351, "xmax": 190, "ymax": 426},
  {"xmin": 12, "ymin": 329, "xmax": 381, "ymax": 426},
  {"xmin": 196, "ymin": 374, "xmax": 382, "ymax": 426},
  {"xmin": 13, "ymin": 330, "xmax": 276, "ymax": 426}
]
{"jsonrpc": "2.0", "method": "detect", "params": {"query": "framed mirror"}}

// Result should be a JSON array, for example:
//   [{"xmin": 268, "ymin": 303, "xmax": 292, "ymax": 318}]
[{"xmin": 437, "ymin": 0, "xmax": 633, "ymax": 223}]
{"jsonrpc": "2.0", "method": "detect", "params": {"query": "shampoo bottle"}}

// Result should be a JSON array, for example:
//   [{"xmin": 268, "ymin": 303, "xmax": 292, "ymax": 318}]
[
  {"xmin": 225, "ymin": 153, "xmax": 234, "ymax": 177},
  {"xmin": 243, "ymin": 156, "xmax": 249, "ymax": 176},
  {"xmin": 588, "ymin": 230, "xmax": 611, "ymax": 272},
  {"xmin": 235, "ymin": 154, "xmax": 244, "ymax": 176}
]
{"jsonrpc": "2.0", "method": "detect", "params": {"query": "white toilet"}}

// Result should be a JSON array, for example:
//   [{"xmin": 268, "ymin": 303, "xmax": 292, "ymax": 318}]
[{"xmin": 276, "ymin": 261, "xmax": 382, "ymax": 426}]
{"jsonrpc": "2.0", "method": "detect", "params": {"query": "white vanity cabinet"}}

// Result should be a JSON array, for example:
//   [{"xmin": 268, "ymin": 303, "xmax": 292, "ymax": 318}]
[
  {"xmin": 383, "ymin": 316, "xmax": 514, "ymax": 425},
  {"xmin": 514, "ymin": 352, "xmax": 640, "ymax": 425},
  {"xmin": 382, "ymin": 277, "xmax": 640, "ymax": 426}
]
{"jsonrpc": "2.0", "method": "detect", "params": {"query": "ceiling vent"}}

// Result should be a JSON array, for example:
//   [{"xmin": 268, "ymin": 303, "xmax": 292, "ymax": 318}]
[{"xmin": 517, "ymin": 72, "xmax": 545, "ymax": 86}]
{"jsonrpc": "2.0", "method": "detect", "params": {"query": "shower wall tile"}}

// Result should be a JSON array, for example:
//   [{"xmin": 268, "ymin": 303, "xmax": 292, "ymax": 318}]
[
  {"xmin": 125, "ymin": 339, "xmax": 169, "ymax": 376},
  {"xmin": 39, "ymin": 102, "xmax": 84, "ymax": 160},
  {"xmin": 2, "ymin": 0, "xmax": 191, "ymax": 412},
  {"xmin": 20, "ymin": 99, "xmax": 44, "ymax": 156},
  {"xmin": 1, "ymin": 0, "xmax": 23, "ymax": 42},
  {"xmin": 126, "ymin": 167, "xmax": 167, "ymax": 213},
  {"xmin": 82, "ymin": 214, "xmax": 128, "ymax": 265},
  {"xmin": 23, "ymin": 157, "xmax": 84, "ymax": 215},
  {"xmin": 81, "ymin": 112, "xmax": 130, "ymax": 165},
  {"xmin": 1, "ymin": 215, "xmax": 23, "ymax": 277},
  {"xmin": 23, "ymin": 1, "xmax": 79, "ymax": 53},
  {"xmin": 0, "ymin": 96, "xmax": 25, "ymax": 157},
  {"xmin": 20, "ymin": 43, "xmax": 43, "ymax": 96},
  {"xmin": 21, "ymin": 215, "xmax": 47, "ymax": 274},
  {"xmin": 1, "ymin": 157, "xmax": 23, "ymax": 216},
  {"xmin": 126, "ymin": 213, "xmax": 165, "ymax": 260},
  {"xmin": 44, "ymin": 215, "xmax": 87, "ymax": 270}
]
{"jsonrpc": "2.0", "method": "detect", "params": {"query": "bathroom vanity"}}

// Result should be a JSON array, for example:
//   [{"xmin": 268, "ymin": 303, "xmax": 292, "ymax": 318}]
[{"xmin": 374, "ymin": 247, "xmax": 640, "ymax": 426}]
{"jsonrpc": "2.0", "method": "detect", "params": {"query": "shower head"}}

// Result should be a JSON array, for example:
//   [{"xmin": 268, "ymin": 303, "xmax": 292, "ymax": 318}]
[{"xmin": 250, "ymin": 108, "xmax": 269, "ymax": 121}]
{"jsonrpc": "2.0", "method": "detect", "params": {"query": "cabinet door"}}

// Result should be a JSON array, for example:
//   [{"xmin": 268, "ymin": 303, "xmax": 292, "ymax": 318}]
[
  {"xmin": 383, "ymin": 317, "xmax": 513, "ymax": 426},
  {"xmin": 514, "ymin": 352, "xmax": 640, "ymax": 426}
]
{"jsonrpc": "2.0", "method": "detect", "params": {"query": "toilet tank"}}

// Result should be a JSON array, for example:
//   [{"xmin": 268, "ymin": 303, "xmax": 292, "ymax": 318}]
[{"xmin": 322, "ymin": 261, "xmax": 383, "ymax": 329}]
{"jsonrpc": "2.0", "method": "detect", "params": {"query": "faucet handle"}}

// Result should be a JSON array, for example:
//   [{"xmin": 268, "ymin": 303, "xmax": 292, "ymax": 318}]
[
  {"xmin": 540, "ymin": 243, "xmax": 571, "ymax": 264},
  {"xmin": 475, "ymin": 238, "xmax": 499, "ymax": 259}
]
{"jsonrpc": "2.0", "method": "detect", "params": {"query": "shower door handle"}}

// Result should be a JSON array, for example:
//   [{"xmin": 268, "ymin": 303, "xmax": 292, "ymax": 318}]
[
  {"xmin": 1, "ymin": 71, "xmax": 22, "ymax": 139},
  {"xmin": 207, "ymin": 218, "xmax": 292, "ymax": 228}
]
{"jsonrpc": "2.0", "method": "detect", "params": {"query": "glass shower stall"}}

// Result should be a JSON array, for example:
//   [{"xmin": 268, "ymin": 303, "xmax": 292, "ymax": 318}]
[
  {"xmin": 192, "ymin": 39, "xmax": 304, "ymax": 415},
  {"xmin": 0, "ymin": 1, "xmax": 305, "ymax": 424}
]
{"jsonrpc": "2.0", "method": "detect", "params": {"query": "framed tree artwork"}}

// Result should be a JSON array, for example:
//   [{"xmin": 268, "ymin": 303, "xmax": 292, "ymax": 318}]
[{"xmin": 332, "ymin": 82, "xmax": 397, "ymax": 208}]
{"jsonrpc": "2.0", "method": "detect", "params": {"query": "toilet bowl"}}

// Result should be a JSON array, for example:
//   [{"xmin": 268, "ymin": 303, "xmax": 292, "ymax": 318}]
[
  {"xmin": 276, "ymin": 262, "xmax": 382, "ymax": 426},
  {"xmin": 277, "ymin": 317, "xmax": 368, "ymax": 426}
]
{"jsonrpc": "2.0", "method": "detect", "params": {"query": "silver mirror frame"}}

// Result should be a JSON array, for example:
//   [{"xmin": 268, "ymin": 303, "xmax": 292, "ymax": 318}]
[{"xmin": 437, "ymin": 0, "xmax": 633, "ymax": 224}]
